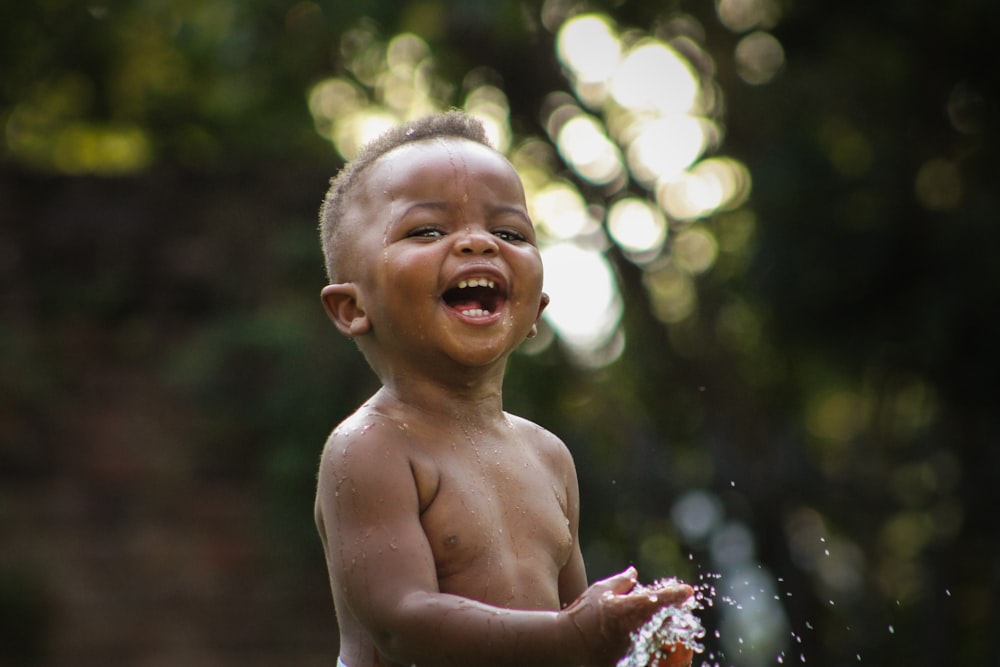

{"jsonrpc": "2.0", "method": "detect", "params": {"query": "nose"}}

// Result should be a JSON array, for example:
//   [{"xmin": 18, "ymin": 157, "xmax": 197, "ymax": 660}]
[{"xmin": 454, "ymin": 228, "xmax": 498, "ymax": 255}]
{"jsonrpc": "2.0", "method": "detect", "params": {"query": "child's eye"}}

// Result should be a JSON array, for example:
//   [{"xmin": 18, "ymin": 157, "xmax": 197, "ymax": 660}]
[
  {"xmin": 407, "ymin": 226, "xmax": 444, "ymax": 239},
  {"xmin": 493, "ymin": 229, "xmax": 528, "ymax": 243}
]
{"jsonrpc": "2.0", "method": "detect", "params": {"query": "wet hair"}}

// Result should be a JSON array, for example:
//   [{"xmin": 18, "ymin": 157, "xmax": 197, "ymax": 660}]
[{"xmin": 319, "ymin": 110, "xmax": 493, "ymax": 282}]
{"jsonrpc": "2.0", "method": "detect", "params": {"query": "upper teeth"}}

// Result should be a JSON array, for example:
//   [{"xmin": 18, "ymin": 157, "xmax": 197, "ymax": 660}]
[{"xmin": 457, "ymin": 278, "xmax": 495, "ymax": 289}]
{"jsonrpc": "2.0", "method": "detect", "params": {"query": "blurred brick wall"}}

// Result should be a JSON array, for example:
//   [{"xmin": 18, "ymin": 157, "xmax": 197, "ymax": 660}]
[{"xmin": 1, "ymin": 166, "xmax": 343, "ymax": 666}]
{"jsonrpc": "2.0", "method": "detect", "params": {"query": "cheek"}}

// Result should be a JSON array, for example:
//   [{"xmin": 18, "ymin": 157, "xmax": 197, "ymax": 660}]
[
  {"xmin": 370, "ymin": 252, "xmax": 443, "ymax": 318},
  {"xmin": 519, "ymin": 253, "xmax": 546, "ymax": 296},
  {"xmin": 510, "ymin": 255, "xmax": 546, "ymax": 313}
]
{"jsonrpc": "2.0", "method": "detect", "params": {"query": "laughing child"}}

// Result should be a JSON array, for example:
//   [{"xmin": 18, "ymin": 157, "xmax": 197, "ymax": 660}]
[{"xmin": 315, "ymin": 111, "xmax": 693, "ymax": 667}]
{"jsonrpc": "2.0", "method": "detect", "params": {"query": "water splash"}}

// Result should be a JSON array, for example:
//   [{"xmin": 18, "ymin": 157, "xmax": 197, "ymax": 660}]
[{"xmin": 617, "ymin": 578, "xmax": 707, "ymax": 667}]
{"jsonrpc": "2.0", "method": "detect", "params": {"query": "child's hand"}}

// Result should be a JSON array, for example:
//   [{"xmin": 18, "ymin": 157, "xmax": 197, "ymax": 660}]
[{"xmin": 561, "ymin": 567, "xmax": 693, "ymax": 666}]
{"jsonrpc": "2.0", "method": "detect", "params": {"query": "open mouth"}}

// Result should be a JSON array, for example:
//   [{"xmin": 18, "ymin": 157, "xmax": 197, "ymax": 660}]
[{"xmin": 442, "ymin": 276, "xmax": 506, "ymax": 318}]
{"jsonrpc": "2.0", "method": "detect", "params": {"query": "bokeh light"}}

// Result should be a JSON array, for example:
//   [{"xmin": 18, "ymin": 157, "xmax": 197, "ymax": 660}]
[
  {"xmin": 915, "ymin": 158, "xmax": 963, "ymax": 210},
  {"xmin": 548, "ymin": 10, "xmax": 756, "ymax": 342},
  {"xmin": 464, "ymin": 85, "xmax": 512, "ymax": 153},
  {"xmin": 626, "ymin": 115, "xmax": 711, "ymax": 184},
  {"xmin": 643, "ymin": 261, "xmax": 697, "ymax": 324},
  {"xmin": 540, "ymin": 242, "xmax": 624, "ymax": 361},
  {"xmin": 530, "ymin": 182, "xmax": 593, "ymax": 241},
  {"xmin": 556, "ymin": 14, "xmax": 621, "ymax": 88},
  {"xmin": 4, "ymin": 74, "xmax": 154, "ymax": 174},
  {"xmin": 554, "ymin": 113, "xmax": 624, "ymax": 185},
  {"xmin": 607, "ymin": 198, "xmax": 667, "ymax": 259},
  {"xmin": 715, "ymin": 0, "xmax": 782, "ymax": 32},
  {"xmin": 672, "ymin": 226, "xmax": 719, "ymax": 275},
  {"xmin": 658, "ymin": 157, "xmax": 751, "ymax": 221},
  {"xmin": 734, "ymin": 30, "xmax": 785, "ymax": 85},
  {"xmin": 609, "ymin": 41, "xmax": 699, "ymax": 114},
  {"xmin": 308, "ymin": 30, "xmax": 448, "ymax": 161}
]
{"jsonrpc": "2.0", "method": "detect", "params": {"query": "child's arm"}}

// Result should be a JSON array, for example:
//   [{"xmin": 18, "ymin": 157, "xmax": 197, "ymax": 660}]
[
  {"xmin": 552, "ymin": 435, "xmax": 693, "ymax": 665},
  {"xmin": 317, "ymin": 419, "xmax": 689, "ymax": 667},
  {"xmin": 557, "ymin": 435, "xmax": 589, "ymax": 607}
]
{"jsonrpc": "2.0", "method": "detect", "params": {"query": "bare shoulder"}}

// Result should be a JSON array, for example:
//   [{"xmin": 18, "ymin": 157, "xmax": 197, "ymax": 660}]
[
  {"xmin": 321, "ymin": 406, "xmax": 400, "ymax": 457},
  {"xmin": 316, "ymin": 406, "xmax": 418, "ymax": 499},
  {"xmin": 506, "ymin": 413, "xmax": 575, "ymax": 471}
]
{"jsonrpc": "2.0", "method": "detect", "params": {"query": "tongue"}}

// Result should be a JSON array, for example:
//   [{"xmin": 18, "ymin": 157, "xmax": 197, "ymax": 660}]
[{"xmin": 450, "ymin": 297, "xmax": 485, "ymax": 312}]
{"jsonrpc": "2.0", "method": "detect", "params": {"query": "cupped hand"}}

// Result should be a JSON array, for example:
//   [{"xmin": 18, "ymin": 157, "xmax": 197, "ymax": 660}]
[{"xmin": 562, "ymin": 568, "xmax": 694, "ymax": 666}]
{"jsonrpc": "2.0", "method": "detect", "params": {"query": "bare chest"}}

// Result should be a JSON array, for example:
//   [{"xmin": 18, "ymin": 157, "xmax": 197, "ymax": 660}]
[{"xmin": 415, "ymin": 442, "xmax": 573, "ymax": 607}]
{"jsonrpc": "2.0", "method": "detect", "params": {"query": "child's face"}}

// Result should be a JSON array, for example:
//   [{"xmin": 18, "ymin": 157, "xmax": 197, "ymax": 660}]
[{"xmin": 338, "ymin": 137, "xmax": 548, "ymax": 371}]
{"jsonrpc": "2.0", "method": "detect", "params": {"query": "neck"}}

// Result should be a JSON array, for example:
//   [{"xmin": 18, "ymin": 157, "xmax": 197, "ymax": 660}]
[{"xmin": 375, "ymin": 367, "xmax": 507, "ymax": 426}]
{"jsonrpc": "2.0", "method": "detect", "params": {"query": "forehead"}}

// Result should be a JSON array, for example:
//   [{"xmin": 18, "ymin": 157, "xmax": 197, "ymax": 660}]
[{"xmin": 360, "ymin": 137, "xmax": 525, "ymax": 204}]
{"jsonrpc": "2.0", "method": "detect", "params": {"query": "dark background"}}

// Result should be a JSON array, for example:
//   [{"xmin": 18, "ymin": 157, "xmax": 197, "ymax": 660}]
[{"xmin": 1, "ymin": 1, "xmax": 997, "ymax": 665}]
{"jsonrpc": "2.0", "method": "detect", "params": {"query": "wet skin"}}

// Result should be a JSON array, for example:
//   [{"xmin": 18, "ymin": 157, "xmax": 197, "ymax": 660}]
[{"xmin": 316, "ymin": 138, "xmax": 692, "ymax": 667}]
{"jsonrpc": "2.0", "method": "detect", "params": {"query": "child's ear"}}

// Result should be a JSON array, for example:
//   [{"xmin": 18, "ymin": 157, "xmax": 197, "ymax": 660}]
[
  {"xmin": 537, "ymin": 292, "xmax": 550, "ymax": 320},
  {"xmin": 320, "ymin": 283, "xmax": 371, "ymax": 336},
  {"xmin": 528, "ymin": 292, "xmax": 550, "ymax": 339}
]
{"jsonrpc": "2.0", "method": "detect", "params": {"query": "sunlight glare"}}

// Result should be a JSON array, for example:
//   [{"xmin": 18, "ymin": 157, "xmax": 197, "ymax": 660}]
[
  {"xmin": 308, "ymin": 78, "xmax": 366, "ymax": 139},
  {"xmin": 465, "ymin": 85, "xmax": 512, "ymax": 152},
  {"xmin": 531, "ymin": 182, "xmax": 592, "ymax": 240},
  {"xmin": 607, "ymin": 198, "xmax": 667, "ymax": 257},
  {"xmin": 386, "ymin": 33, "xmax": 431, "ymax": 73},
  {"xmin": 626, "ymin": 115, "xmax": 708, "ymax": 183},
  {"xmin": 541, "ymin": 242, "xmax": 623, "ymax": 353},
  {"xmin": 610, "ymin": 41, "xmax": 699, "ymax": 114},
  {"xmin": 657, "ymin": 157, "xmax": 751, "ymax": 220},
  {"xmin": 555, "ymin": 114, "xmax": 624, "ymax": 185},
  {"xmin": 333, "ymin": 108, "xmax": 398, "ymax": 160},
  {"xmin": 556, "ymin": 14, "xmax": 622, "ymax": 85}
]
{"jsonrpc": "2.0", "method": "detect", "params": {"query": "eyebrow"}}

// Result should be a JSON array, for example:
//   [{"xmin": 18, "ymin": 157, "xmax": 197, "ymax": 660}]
[{"xmin": 396, "ymin": 201, "xmax": 532, "ymax": 224}]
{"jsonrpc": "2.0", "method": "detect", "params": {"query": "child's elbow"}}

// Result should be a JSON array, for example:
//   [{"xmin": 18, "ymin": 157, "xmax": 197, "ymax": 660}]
[{"xmin": 369, "ymin": 591, "xmax": 440, "ymax": 664}]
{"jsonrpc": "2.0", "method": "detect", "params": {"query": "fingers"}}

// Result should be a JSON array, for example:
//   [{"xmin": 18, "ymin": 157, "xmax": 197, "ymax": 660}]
[
  {"xmin": 563, "ymin": 570, "xmax": 699, "ymax": 666},
  {"xmin": 592, "ymin": 566, "xmax": 639, "ymax": 596},
  {"xmin": 645, "ymin": 581, "xmax": 694, "ymax": 606},
  {"xmin": 615, "ymin": 578, "xmax": 696, "ymax": 632}
]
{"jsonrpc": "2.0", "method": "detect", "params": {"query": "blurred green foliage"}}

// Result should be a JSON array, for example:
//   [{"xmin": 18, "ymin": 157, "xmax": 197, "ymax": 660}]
[{"xmin": 1, "ymin": 1, "xmax": 998, "ymax": 666}]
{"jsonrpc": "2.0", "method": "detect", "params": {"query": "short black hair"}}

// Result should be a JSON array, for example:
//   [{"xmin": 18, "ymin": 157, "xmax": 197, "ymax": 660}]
[{"xmin": 319, "ymin": 110, "xmax": 493, "ymax": 282}]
